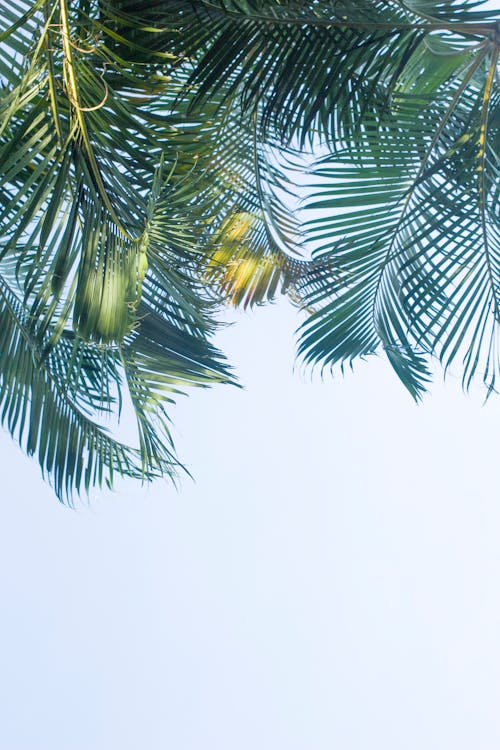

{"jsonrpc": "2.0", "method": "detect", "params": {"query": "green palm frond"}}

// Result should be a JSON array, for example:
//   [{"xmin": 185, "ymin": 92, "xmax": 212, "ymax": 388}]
[
  {"xmin": 201, "ymin": 120, "xmax": 307, "ymax": 308},
  {"xmin": 297, "ymin": 35, "xmax": 499, "ymax": 397},
  {"xmin": 117, "ymin": 0, "xmax": 497, "ymax": 146},
  {"xmin": 0, "ymin": 0, "xmax": 239, "ymax": 500},
  {"xmin": 1, "ymin": 0, "xmax": 499, "ymax": 499},
  {"xmin": 0, "ymin": 273, "xmax": 157, "ymax": 503}
]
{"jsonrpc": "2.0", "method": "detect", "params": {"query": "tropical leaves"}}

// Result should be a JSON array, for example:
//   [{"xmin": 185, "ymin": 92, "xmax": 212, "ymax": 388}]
[
  {"xmin": 298, "ymin": 21, "xmax": 499, "ymax": 396},
  {"xmin": 0, "ymin": 0, "xmax": 238, "ymax": 501},
  {"xmin": 0, "ymin": 0, "xmax": 499, "ymax": 500},
  {"xmin": 0, "ymin": 273, "xmax": 147, "ymax": 501}
]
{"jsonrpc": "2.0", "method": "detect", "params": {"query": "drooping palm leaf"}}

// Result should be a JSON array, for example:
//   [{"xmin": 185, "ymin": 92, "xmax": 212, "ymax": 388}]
[
  {"xmin": 1, "ymin": 0, "xmax": 499, "ymax": 500},
  {"xmin": 0, "ymin": 0, "xmax": 239, "ymax": 500},
  {"xmin": 297, "ymin": 31, "xmax": 499, "ymax": 397},
  {"xmin": 0, "ymin": 273, "xmax": 157, "ymax": 503},
  {"xmin": 116, "ymin": 0, "xmax": 497, "ymax": 145}
]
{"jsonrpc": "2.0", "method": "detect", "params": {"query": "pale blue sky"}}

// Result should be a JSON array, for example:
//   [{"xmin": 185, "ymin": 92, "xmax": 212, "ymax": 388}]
[{"xmin": 1, "ymin": 300, "xmax": 500, "ymax": 749}]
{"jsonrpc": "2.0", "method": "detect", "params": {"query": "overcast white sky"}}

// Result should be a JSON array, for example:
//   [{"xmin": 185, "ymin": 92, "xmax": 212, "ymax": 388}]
[
  {"xmin": 2, "ymin": 1, "xmax": 500, "ymax": 742},
  {"xmin": 1, "ymin": 299, "xmax": 500, "ymax": 749}
]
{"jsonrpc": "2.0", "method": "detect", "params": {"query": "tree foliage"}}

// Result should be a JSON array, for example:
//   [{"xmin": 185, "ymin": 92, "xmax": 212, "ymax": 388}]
[{"xmin": 0, "ymin": 0, "xmax": 498, "ymax": 500}]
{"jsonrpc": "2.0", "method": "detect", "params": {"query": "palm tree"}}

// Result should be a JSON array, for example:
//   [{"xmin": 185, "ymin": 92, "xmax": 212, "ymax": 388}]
[{"xmin": 1, "ymin": 0, "xmax": 498, "ymax": 501}]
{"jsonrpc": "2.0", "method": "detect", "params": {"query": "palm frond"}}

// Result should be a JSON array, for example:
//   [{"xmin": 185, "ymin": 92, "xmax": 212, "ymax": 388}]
[
  {"xmin": 0, "ymin": 0, "xmax": 240, "ymax": 500},
  {"xmin": 297, "ymin": 38, "xmax": 499, "ymax": 397},
  {"xmin": 1, "ymin": 0, "xmax": 499, "ymax": 499},
  {"xmin": 115, "ymin": 0, "xmax": 498, "ymax": 146},
  {"xmin": 0, "ymin": 273, "xmax": 158, "ymax": 503}
]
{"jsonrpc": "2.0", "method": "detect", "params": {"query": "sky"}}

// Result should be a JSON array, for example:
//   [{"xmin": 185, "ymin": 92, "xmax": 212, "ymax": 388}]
[
  {"xmin": 2, "ymin": 2, "xmax": 500, "ymax": 743},
  {"xmin": 1, "ymin": 299, "xmax": 500, "ymax": 749}
]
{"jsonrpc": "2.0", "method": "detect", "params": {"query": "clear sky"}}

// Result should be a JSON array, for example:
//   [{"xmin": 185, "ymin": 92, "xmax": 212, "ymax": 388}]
[{"xmin": 1, "ymin": 299, "xmax": 500, "ymax": 749}]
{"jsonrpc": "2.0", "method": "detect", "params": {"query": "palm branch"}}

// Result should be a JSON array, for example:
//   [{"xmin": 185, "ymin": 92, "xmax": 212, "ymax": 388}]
[
  {"xmin": 0, "ymin": 0, "xmax": 499, "ymax": 499},
  {"xmin": 0, "ymin": 0, "xmax": 239, "ymax": 500},
  {"xmin": 297, "ymin": 23, "xmax": 499, "ymax": 397},
  {"xmin": 138, "ymin": 0, "xmax": 499, "ymax": 397}
]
